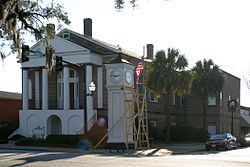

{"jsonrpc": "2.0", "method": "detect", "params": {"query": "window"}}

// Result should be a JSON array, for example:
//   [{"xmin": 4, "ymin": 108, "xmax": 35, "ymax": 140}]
[
  {"xmin": 28, "ymin": 79, "xmax": 32, "ymax": 100},
  {"xmin": 149, "ymin": 90, "xmax": 158, "ymax": 103},
  {"xmin": 57, "ymin": 69, "xmax": 79, "ymax": 109},
  {"xmin": 149, "ymin": 121, "xmax": 157, "ymax": 128},
  {"xmin": 208, "ymin": 94, "xmax": 216, "ymax": 106},
  {"xmin": 63, "ymin": 33, "xmax": 70, "ymax": 39},
  {"xmin": 220, "ymin": 92, "xmax": 223, "ymax": 107}
]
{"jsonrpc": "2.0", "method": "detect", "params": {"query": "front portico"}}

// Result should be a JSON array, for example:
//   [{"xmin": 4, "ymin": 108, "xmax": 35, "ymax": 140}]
[{"xmin": 18, "ymin": 36, "xmax": 103, "ymax": 137}]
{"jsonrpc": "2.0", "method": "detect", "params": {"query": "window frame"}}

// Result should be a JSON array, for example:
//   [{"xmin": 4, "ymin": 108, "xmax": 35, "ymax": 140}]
[
  {"xmin": 149, "ymin": 90, "xmax": 158, "ymax": 103},
  {"xmin": 208, "ymin": 94, "xmax": 217, "ymax": 106}
]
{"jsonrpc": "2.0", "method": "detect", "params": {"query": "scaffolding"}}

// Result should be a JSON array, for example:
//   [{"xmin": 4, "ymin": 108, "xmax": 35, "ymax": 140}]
[{"xmin": 133, "ymin": 87, "xmax": 150, "ymax": 149}]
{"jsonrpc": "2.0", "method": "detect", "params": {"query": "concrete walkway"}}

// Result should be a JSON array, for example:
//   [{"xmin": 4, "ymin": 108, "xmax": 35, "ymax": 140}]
[{"xmin": 0, "ymin": 141, "xmax": 205, "ymax": 156}]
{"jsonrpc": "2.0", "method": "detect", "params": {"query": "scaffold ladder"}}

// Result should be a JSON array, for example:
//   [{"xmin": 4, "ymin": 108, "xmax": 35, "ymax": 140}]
[{"xmin": 134, "ymin": 88, "xmax": 150, "ymax": 149}]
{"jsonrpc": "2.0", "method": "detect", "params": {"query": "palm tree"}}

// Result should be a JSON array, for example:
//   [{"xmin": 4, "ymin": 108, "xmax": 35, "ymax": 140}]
[
  {"xmin": 192, "ymin": 59, "xmax": 224, "ymax": 130},
  {"xmin": 147, "ymin": 48, "xmax": 193, "ymax": 143}
]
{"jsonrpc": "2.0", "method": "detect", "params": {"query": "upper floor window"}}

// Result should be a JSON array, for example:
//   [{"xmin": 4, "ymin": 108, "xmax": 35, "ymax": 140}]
[
  {"xmin": 149, "ymin": 90, "xmax": 158, "ymax": 103},
  {"xmin": 208, "ymin": 94, "xmax": 216, "ymax": 106}
]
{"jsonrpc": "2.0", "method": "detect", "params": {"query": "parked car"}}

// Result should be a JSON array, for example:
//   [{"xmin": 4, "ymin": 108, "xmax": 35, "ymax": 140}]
[
  {"xmin": 239, "ymin": 133, "xmax": 250, "ymax": 147},
  {"xmin": 205, "ymin": 133, "xmax": 237, "ymax": 151}
]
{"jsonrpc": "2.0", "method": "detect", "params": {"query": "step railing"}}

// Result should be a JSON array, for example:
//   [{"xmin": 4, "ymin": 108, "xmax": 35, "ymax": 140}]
[
  {"xmin": 75, "ymin": 110, "xmax": 97, "ymax": 134},
  {"xmin": 87, "ymin": 111, "xmax": 97, "ymax": 131}
]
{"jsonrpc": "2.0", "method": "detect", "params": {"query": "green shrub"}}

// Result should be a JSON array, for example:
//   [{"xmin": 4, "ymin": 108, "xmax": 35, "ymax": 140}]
[
  {"xmin": 170, "ymin": 126, "xmax": 208, "ymax": 142},
  {"xmin": 0, "ymin": 123, "xmax": 8, "ymax": 140},
  {"xmin": 148, "ymin": 125, "xmax": 165, "ymax": 141},
  {"xmin": 46, "ymin": 135, "xmax": 81, "ymax": 146},
  {"xmin": 18, "ymin": 137, "xmax": 45, "ymax": 145},
  {"xmin": 0, "ymin": 120, "xmax": 19, "ymax": 140}
]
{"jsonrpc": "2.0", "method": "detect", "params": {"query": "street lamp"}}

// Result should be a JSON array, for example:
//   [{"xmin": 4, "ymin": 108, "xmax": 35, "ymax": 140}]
[
  {"xmin": 88, "ymin": 81, "xmax": 96, "ymax": 94},
  {"xmin": 84, "ymin": 81, "xmax": 96, "ymax": 133},
  {"xmin": 228, "ymin": 99, "xmax": 238, "ymax": 135}
]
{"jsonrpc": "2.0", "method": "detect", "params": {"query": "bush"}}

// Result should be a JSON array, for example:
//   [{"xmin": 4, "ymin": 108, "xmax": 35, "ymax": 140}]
[
  {"xmin": 46, "ymin": 135, "xmax": 81, "ymax": 146},
  {"xmin": 0, "ymin": 123, "xmax": 8, "ymax": 140},
  {"xmin": 17, "ymin": 137, "xmax": 45, "ymax": 145},
  {"xmin": 148, "ymin": 125, "xmax": 166, "ymax": 141},
  {"xmin": 0, "ymin": 120, "xmax": 19, "ymax": 140},
  {"xmin": 170, "ymin": 126, "xmax": 208, "ymax": 142}
]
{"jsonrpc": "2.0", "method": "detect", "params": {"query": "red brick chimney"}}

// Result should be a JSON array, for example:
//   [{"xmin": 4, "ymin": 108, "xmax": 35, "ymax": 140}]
[
  {"xmin": 146, "ymin": 44, "xmax": 154, "ymax": 59},
  {"xmin": 84, "ymin": 18, "xmax": 92, "ymax": 38}
]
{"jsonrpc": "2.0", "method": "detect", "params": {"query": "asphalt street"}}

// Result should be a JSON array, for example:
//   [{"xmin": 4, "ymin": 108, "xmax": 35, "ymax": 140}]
[{"xmin": 0, "ymin": 147, "xmax": 250, "ymax": 167}]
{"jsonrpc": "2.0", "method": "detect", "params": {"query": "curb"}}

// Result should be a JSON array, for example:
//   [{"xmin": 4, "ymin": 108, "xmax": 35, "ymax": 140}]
[{"xmin": 0, "ymin": 144, "xmax": 205, "ymax": 155}]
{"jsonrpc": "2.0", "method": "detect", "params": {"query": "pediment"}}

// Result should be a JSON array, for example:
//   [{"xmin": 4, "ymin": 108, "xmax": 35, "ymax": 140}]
[{"xmin": 30, "ymin": 36, "xmax": 89, "ymax": 55}]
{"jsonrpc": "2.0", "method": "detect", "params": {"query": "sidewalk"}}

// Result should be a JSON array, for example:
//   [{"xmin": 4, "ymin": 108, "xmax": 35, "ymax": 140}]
[{"xmin": 0, "ymin": 141, "xmax": 205, "ymax": 156}]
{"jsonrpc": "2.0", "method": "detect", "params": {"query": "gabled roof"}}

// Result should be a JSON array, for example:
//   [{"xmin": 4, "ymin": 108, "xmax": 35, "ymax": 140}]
[
  {"xmin": 0, "ymin": 91, "xmax": 22, "ymax": 100},
  {"xmin": 57, "ymin": 28, "xmax": 141, "ymax": 59}
]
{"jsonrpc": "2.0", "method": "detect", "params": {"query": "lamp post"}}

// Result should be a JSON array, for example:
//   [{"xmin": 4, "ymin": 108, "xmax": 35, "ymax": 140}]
[
  {"xmin": 227, "ymin": 99, "xmax": 237, "ymax": 135},
  {"xmin": 84, "ymin": 81, "xmax": 96, "ymax": 133}
]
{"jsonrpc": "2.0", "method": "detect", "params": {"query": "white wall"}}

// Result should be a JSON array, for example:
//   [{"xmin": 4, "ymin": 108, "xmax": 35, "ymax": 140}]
[{"xmin": 19, "ymin": 110, "xmax": 84, "ymax": 137}]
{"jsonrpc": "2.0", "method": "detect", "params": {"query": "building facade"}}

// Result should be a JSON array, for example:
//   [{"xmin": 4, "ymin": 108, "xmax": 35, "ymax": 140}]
[
  {"xmin": 0, "ymin": 91, "xmax": 22, "ymax": 123},
  {"xmin": 147, "ymin": 70, "xmax": 241, "ymax": 137},
  {"xmin": 17, "ymin": 18, "xmax": 241, "ymax": 140},
  {"xmin": 18, "ymin": 18, "xmax": 141, "ymax": 139}
]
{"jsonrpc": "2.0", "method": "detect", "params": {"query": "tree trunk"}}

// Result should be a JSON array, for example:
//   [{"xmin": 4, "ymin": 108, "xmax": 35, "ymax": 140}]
[
  {"xmin": 202, "ymin": 93, "xmax": 208, "ymax": 130},
  {"xmin": 164, "ymin": 93, "xmax": 171, "ymax": 143}
]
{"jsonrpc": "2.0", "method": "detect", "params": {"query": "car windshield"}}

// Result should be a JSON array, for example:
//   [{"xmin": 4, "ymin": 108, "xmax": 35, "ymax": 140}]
[{"xmin": 210, "ymin": 134, "xmax": 227, "ymax": 140}]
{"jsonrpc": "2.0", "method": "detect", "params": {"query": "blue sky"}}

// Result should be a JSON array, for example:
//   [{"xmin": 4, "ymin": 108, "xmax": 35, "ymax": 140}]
[{"xmin": 1, "ymin": 0, "xmax": 250, "ymax": 106}]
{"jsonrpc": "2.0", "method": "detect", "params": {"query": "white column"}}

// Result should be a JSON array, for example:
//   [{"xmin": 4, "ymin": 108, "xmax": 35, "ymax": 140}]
[
  {"xmin": 97, "ymin": 67, "xmax": 103, "ymax": 108},
  {"xmin": 63, "ymin": 66, "xmax": 70, "ymax": 110},
  {"xmin": 42, "ymin": 68, "xmax": 48, "ymax": 110},
  {"xmin": 86, "ymin": 65, "xmax": 93, "ymax": 117},
  {"xmin": 22, "ymin": 69, "xmax": 28, "ymax": 110},
  {"xmin": 35, "ymin": 71, "xmax": 40, "ymax": 109}
]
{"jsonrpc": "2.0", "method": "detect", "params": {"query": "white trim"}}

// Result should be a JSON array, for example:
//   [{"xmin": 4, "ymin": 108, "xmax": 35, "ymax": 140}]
[
  {"xmin": 28, "ymin": 79, "xmax": 32, "ymax": 100},
  {"xmin": 35, "ymin": 71, "xmax": 40, "ymax": 109},
  {"xmin": 22, "ymin": 70, "xmax": 28, "ymax": 110},
  {"xmin": 86, "ymin": 65, "xmax": 93, "ymax": 112},
  {"xmin": 42, "ymin": 69, "xmax": 48, "ymax": 110},
  {"xmin": 21, "ymin": 52, "xmax": 102, "ymax": 68},
  {"xmin": 97, "ymin": 67, "xmax": 103, "ymax": 108},
  {"xmin": 208, "ymin": 94, "xmax": 216, "ymax": 106},
  {"xmin": 63, "ymin": 66, "xmax": 70, "ymax": 110},
  {"xmin": 149, "ymin": 90, "xmax": 158, "ymax": 103}
]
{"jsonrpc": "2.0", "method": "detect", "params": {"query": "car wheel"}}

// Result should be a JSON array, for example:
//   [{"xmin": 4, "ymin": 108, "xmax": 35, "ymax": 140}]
[
  {"xmin": 225, "ymin": 143, "xmax": 229, "ymax": 150},
  {"xmin": 233, "ymin": 143, "xmax": 237, "ymax": 149}
]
